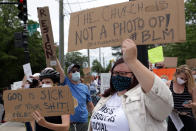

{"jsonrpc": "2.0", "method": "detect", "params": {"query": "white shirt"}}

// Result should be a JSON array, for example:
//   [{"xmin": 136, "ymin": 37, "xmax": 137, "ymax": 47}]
[{"xmin": 91, "ymin": 93, "xmax": 129, "ymax": 131}]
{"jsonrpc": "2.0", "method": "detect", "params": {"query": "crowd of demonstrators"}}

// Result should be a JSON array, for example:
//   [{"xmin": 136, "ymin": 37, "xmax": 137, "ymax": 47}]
[
  {"xmin": 88, "ymin": 39, "xmax": 173, "ymax": 131},
  {"xmin": 167, "ymin": 65, "xmax": 196, "ymax": 131},
  {"xmin": 57, "ymin": 62, "xmax": 94, "ymax": 131},
  {"xmin": 2, "ymin": 39, "xmax": 196, "ymax": 131}
]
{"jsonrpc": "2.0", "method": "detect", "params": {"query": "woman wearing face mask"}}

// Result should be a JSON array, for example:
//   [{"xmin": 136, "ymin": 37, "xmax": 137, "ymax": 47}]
[
  {"xmin": 88, "ymin": 39, "xmax": 173, "ymax": 131},
  {"xmin": 167, "ymin": 65, "xmax": 196, "ymax": 131},
  {"xmin": 32, "ymin": 68, "xmax": 70, "ymax": 131}
]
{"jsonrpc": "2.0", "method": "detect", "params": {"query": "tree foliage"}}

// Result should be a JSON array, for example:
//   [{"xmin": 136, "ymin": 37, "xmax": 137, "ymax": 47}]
[
  {"xmin": 0, "ymin": 2, "xmax": 46, "ymax": 89},
  {"xmin": 64, "ymin": 52, "xmax": 88, "ymax": 76},
  {"xmin": 91, "ymin": 59, "xmax": 112, "ymax": 74}
]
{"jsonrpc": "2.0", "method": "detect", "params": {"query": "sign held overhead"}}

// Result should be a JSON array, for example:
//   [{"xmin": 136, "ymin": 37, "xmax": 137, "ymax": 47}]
[
  {"xmin": 68, "ymin": 0, "xmax": 186, "ymax": 52},
  {"xmin": 37, "ymin": 7, "xmax": 57, "ymax": 66}
]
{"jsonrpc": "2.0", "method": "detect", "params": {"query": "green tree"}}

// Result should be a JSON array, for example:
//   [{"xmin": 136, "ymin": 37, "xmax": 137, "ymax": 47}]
[
  {"xmin": 0, "ymin": 2, "xmax": 46, "ymax": 90},
  {"xmin": 64, "ymin": 52, "xmax": 88, "ymax": 76},
  {"xmin": 91, "ymin": 59, "xmax": 112, "ymax": 74}
]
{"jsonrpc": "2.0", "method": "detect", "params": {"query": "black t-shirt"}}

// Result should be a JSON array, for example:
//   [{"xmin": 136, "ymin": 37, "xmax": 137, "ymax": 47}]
[{"xmin": 35, "ymin": 116, "xmax": 62, "ymax": 131}]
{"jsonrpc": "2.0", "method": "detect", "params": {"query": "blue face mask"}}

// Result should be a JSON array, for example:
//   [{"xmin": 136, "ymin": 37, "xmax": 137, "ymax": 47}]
[
  {"xmin": 72, "ymin": 72, "xmax": 80, "ymax": 82},
  {"xmin": 111, "ymin": 75, "xmax": 132, "ymax": 91}
]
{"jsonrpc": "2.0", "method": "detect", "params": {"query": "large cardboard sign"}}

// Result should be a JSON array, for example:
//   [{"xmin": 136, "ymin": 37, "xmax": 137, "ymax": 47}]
[
  {"xmin": 163, "ymin": 57, "xmax": 178, "ymax": 68},
  {"xmin": 83, "ymin": 67, "xmax": 91, "ymax": 75},
  {"xmin": 3, "ymin": 86, "xmax": 74, "ymax": 122},
  {"xmin": 153, "ymin": 68, "xmax": 176, "ymax": 80},
  {"xmin": 186, "ymin": 58, "xmax": 196, "ymax": 68},
  {"xmin": 83, "ymin": 74, "xmax": 92, "ymax": 85},
  {"xmin": 68, "ymin": 0, "xmax": 186, "ymax": 51},
  {"xmin": 37, "ymin": 7, "xmax": 57, "ymax": 66}
]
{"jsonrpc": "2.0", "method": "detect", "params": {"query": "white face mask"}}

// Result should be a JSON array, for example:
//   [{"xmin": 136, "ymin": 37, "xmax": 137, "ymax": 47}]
[
  {"xmin": 42, "ymin": 84, "xmax": 52, "ymax": 88},
  {"xmin": 72, "ymin": 72, "xmax": 80, "ymax": 82},
  {"xmin": 177, "ymin": 77, "xmax": 186, "ymax": 85}
]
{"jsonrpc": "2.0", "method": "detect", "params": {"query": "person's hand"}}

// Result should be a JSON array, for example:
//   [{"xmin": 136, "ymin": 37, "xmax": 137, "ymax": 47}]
[
  {"xmin": 122, "ymin": 39, "xmax": 137, "ymax": 64},
  {"xmin": 182, "ymin": 100, "xmax": 192, "ymax": 108},
  {"xmin": 32, "ymin": 111, "xmax": 46, "ymax": 126}
]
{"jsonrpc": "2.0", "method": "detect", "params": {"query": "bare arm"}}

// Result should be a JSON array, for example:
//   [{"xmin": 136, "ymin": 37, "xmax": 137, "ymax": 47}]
[
  {"xmin": 122, "ymin": 39, "xmax": 154, "ymax": 93},
  {"xmin": 55, "ymin": 58, "xmax": 65, "ymax": 84},
  {"xmin": 30, "ymin": 121, "xmax": 35, "ymax": 131},
  {"xmin": 32, "ymin": 111, "xmax": 70, "ymax": 131},
  {"xmin": 87, "ymin": 101, "xmax": 94, "ymax": 113}
]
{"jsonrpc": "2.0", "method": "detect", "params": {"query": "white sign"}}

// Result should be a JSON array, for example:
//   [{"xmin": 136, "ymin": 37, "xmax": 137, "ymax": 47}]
[
  {"xmin": 100, "ymin": 73, "xmax": 111, "ymax": 94},
  {"xmin": 11, "ymin": 81, "xmax": 23, "ymax": 90},
  {"xmin": 23, "ymin": 63, "xmax": 32, "ymax": 82}
]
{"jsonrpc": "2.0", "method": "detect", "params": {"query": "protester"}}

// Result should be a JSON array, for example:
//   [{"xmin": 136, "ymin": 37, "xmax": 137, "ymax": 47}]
[
  {"xmin": 167, "ymin": 65, "xmax": 196, "ymax": 131},
  {"xmin": 88, "ymin": 39, "xmax": 173, "ymax": 131},
  {"xmin": 90, "ymin": 76, "xmax": 99, "ymax": 106},
  {"xmin": 57, "ymin": 62, "xmax": 94, "ymax": 131},
  {"xmin": 155, "ymin": 62, "xmax": 165, "ymax": 69},
  {"xmin": 32, "ymin": 68, "xmax": 70, "ymax": 131}
]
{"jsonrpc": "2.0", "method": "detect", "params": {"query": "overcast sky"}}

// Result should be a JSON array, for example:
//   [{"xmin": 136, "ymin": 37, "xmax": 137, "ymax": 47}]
[{"xmin": 27, "ymin": 0, "xmax": 128, "ymax": 67}]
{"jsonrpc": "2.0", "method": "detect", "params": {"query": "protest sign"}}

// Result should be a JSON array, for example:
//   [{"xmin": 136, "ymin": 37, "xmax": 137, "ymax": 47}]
[
  {"xmin": 186, "ymin": 58, "xmax": 196, "ymax": 68},
  {"xmin": 68, "ymin": 0, "xmax": 186, "ymax": 51},
  {"xmin": 100, "ymin": 73, "xmax": 111, "ymax": 94},
  {"xmin": 11, "ymin": 81, "xmax": 23, "ymax": 90},
  {"xmin": 3, "ymin": 86, "xmax": 74, "ymax": 122},
  {"xmin": 23, "ymin": 63, "xmax": 32, "ymax": 82},
  {"xmin": 37, "ymin": 7, "xmax": 57, "ymax": 66},
  {"xmin": 83, "ymin": 67, "xmax": 91, "ymax": 75},
  {"xmin": 83, "ymin": 74, "xmax": 92, "ymax": 85},
  {"xmin": 153, "ymin": 68, "xmax": 176, "ymax": 80},
  {"xmin": 163, "ymin": 57, "xmax": 178, "ymax": 68},
  {"xmin": 148, "ymin": 46, "xmax": 164, "ymax": 64}
]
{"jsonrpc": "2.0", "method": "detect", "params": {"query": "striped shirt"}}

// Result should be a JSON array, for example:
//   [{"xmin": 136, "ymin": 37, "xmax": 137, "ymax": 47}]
[{"xmin": 170, "ymin": 81, "xmax": 193, "ymax": 116}]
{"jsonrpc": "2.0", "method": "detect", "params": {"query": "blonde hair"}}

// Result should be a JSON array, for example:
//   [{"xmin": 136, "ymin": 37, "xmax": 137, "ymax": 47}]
[{"xmin": 174, "ymin": 65, "xmax": 196, "ymax": 94}]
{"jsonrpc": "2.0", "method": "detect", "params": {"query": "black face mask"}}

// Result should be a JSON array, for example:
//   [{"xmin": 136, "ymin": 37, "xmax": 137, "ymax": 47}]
[{"xmin": 111, "ymin": 75, "xmax": 132, "ymax": 91}]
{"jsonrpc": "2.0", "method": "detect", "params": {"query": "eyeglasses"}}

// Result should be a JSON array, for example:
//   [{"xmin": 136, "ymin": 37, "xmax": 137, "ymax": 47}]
[
  {"xmin": 71, "ymin": 70, "xmax": 80, "ymax": 73},
  {"xmin": 112, "ymin": 71, "xmax": 133, "ymax": 76}
]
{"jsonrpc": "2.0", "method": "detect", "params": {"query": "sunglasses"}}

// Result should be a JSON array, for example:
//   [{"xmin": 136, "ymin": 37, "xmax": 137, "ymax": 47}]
[{"xmin": 71, "ymin": 70, "xmax": 80, "ymax": 73}]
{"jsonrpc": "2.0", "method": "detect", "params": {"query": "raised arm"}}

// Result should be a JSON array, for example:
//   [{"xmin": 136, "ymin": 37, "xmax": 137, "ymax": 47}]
[
  {"xmin": 55, "ymin": 58, "xmax": 65, "ymax": 84},
  {"xmin": 122, "ymin": 39, "xmax": 154, "ymax": 93},
  {"xmin": 122, "ymin": 39, "xmax": 173, "ymax": 121}
]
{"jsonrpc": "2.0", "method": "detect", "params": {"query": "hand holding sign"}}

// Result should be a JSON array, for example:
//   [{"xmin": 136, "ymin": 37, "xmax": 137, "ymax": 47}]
[
  {"xmin": 122, "ymin": 39, "xmax": 137, "ymax": 64},
  {"xmin": 32, "ymin": 110, "xmax": 46, "ymax": 126}
]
